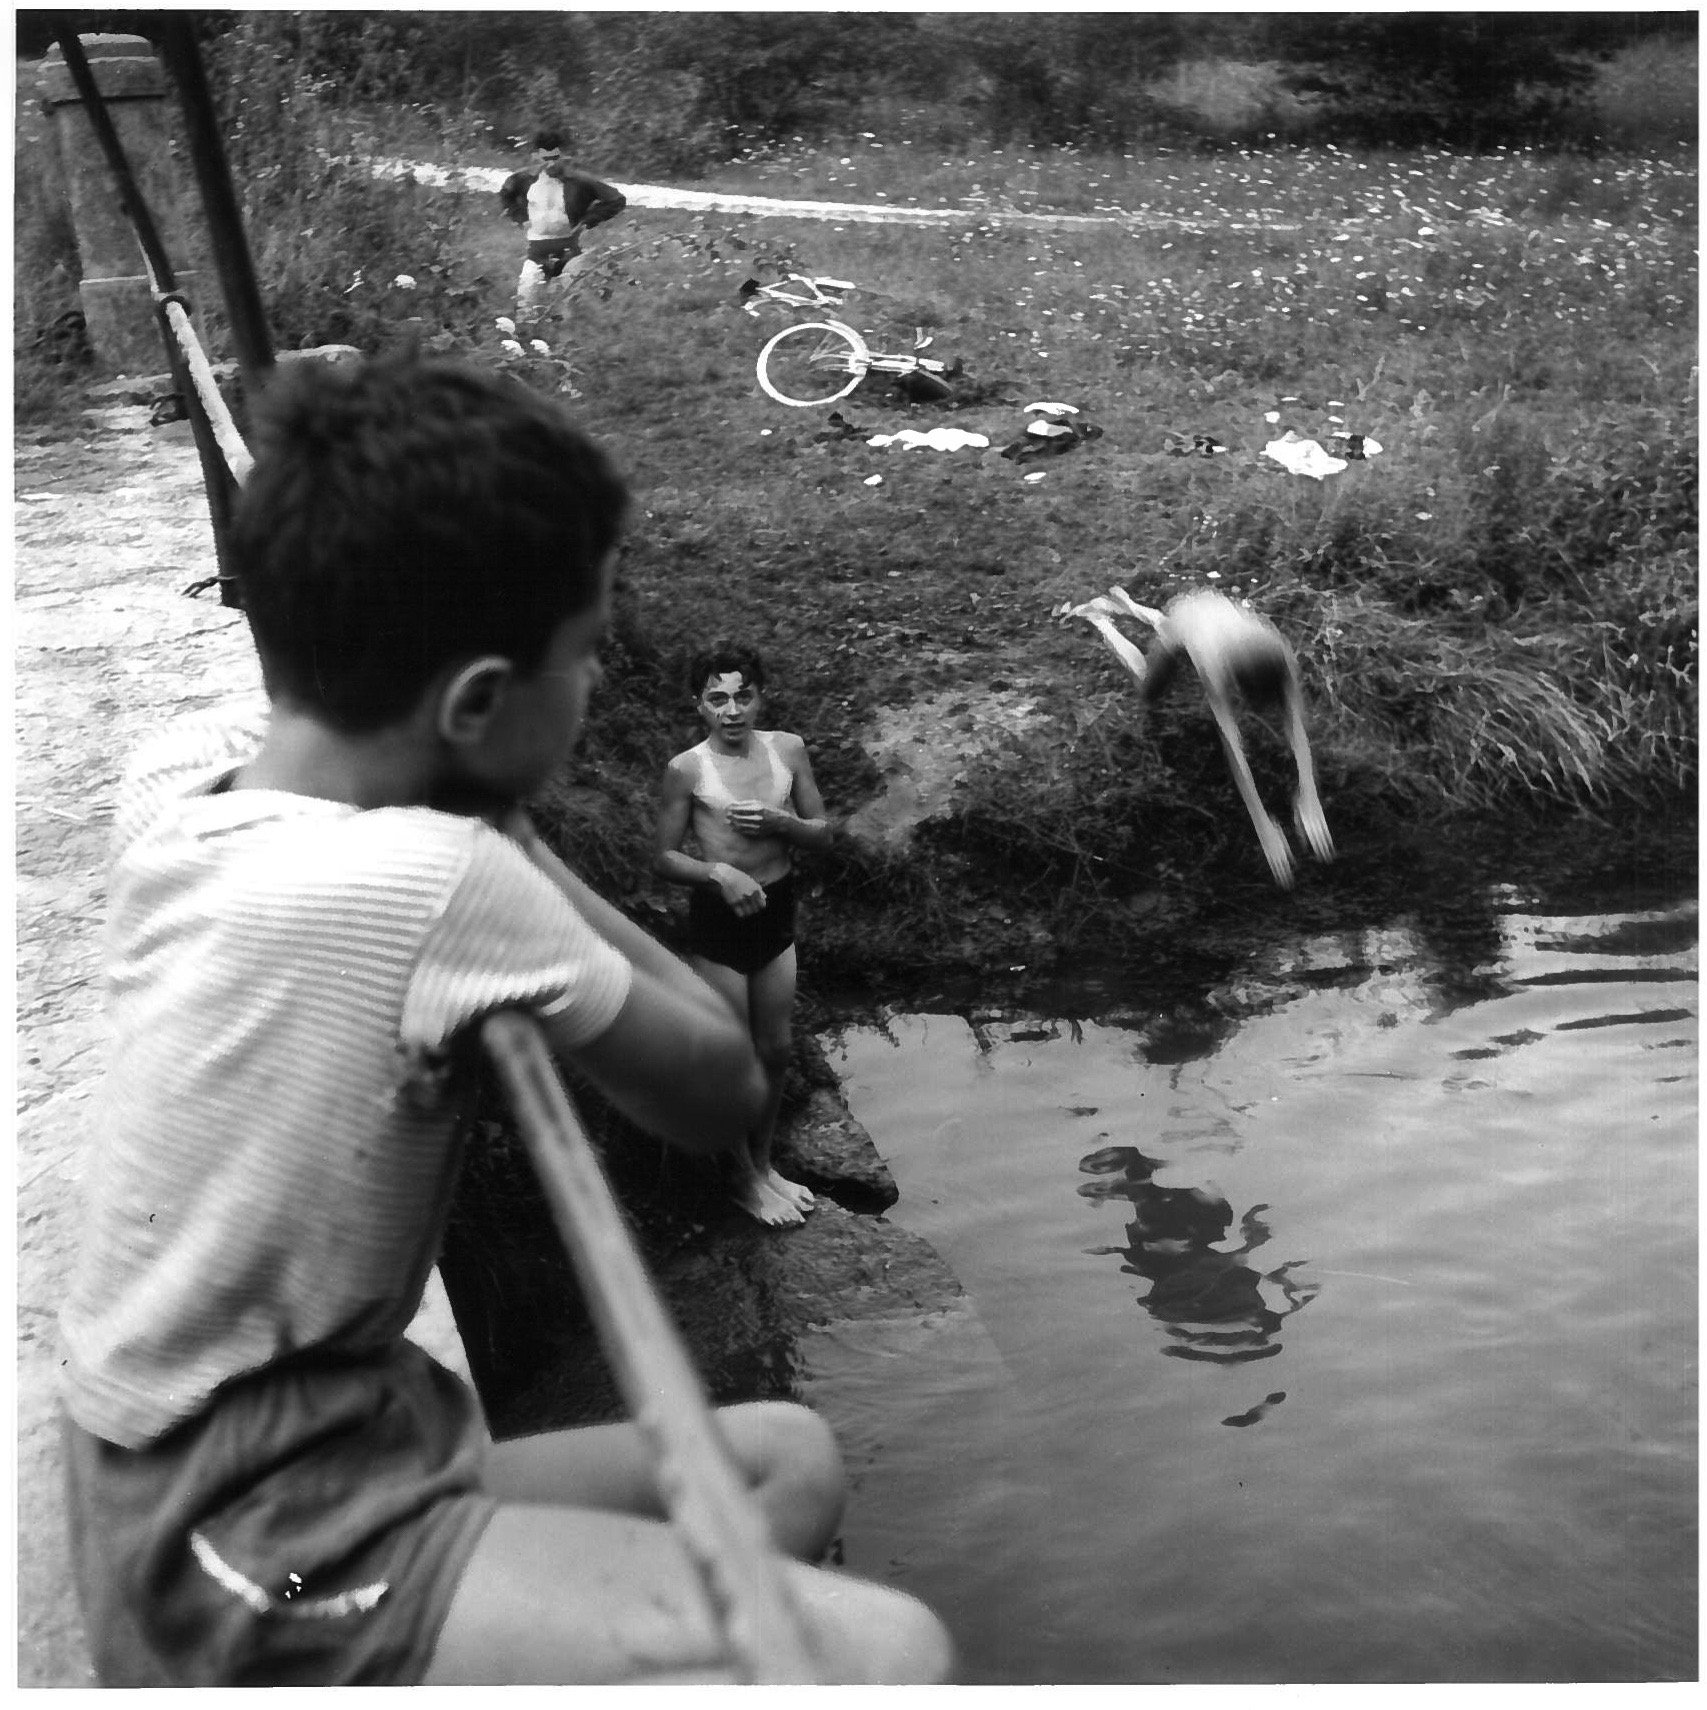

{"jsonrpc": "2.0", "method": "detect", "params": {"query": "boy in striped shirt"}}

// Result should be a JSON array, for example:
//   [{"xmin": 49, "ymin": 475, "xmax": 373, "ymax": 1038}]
[{"xmin": 57, "ymin": 354, "xmax": 950, "ymax": 1686}]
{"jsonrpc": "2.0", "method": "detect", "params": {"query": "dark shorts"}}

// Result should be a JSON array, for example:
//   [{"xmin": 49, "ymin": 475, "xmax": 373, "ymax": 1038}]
[
  {"xmin": 62, "ymin": 1340, "xmax": 495, "ymax": 1686},
  {"xmin": 687, "ymin": 872, "xmax": 797, "ymax": 976},
  {"xmin": 524, "ymin": 237, "xmax": 581, "ymax": 279}
]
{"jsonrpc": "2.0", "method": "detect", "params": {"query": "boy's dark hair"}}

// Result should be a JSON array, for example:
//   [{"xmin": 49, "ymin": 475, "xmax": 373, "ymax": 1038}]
[
  {"xmin": 231, "ymin": 353, "xmax": 627, "ymax": 733},
  {"xmin": 689, "ymin": 642, "xmax": 767, "ymax": 697},
  {"xmin": 532, "ymin": 128, "xmax": 567, "ymax": 152}
]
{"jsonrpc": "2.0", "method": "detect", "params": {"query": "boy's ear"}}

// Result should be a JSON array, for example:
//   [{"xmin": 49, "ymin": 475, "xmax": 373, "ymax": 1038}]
[{"xmin": 437, "ymin": 656, "xmax": 515, "ymax": 747}]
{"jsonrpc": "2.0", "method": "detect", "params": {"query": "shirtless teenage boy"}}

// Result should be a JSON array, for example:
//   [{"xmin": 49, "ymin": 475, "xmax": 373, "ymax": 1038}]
[
  {"xmin": 656, "ymin": 646, "xmax": 833, "ymax": 1227},
  {"xmin": 1066, "ymin": 585, "xmax": 1334, "ymax": 889}
]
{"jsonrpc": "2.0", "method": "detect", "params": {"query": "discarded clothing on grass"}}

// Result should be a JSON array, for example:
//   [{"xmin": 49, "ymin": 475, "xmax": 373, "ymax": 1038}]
[
  {"xmin": 866, "ymin": 427, "xmax": 990, "ymax": 452},
  {"xmin": 1329, "ymin": 432, "xmax": 1382, "ymax": 461},
  {"xmin": 1263, "ymin": 430, "xmax": 1347, "ymax": 480},
  {"xmin": 1001, "ymin": 415, "xmax": 1104, "ymax": 463},
  {"xmin": 814, "ymin": 410, "xmax": 865, "ymax": 442},
  {"xmin": 1164, "ymin": 431, "xmax": 1227, "ymax": 457}
]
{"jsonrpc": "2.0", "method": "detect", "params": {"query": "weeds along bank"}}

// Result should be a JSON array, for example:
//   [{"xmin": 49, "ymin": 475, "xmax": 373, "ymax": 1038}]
[{"xmin": 14, "ymin": 94, "xmax": 1695, "ymax": 977}]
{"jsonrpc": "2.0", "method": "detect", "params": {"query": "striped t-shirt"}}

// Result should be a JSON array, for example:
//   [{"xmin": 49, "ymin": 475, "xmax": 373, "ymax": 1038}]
[{"xmin": 59, "ymin": 708, "xmax": 633, "ymax": 1449}]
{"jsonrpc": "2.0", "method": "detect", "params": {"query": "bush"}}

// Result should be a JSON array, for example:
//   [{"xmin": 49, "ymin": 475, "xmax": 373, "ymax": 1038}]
[{"xmin": 203, "ymin": 16, "xmax": 492, "ymax": 353}]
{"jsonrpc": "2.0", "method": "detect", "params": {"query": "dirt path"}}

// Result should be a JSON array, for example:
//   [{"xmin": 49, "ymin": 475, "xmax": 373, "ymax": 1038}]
[
  {"xmin": 378, "ymin": 157, "xmax": 1312, "ymax": 234},
  {"xmin": 14, "ymin": 405, "xmax": 248, "ymax": 1684}
]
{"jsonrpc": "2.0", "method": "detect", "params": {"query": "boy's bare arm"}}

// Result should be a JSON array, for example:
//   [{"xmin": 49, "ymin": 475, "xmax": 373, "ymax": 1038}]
[
  {"xmin": 654, "ymin": 759, "xmax": 710, "ymax": 885},
  {"xmin": 783, "ymin": 738, "xmax": 833, "ymax": 850},
  {"xmin": 558, "ymin": 965, "xmax": 768, "ymax": 1156},
  {"xmin": 502, "ymin": 808, "xmax": 730, "ymax": 1024}
]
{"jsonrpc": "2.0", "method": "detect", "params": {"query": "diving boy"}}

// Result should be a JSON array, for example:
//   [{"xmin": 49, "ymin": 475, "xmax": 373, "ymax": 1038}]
[
  {"xmin": 1066, "ymin": 585, "xmax": 1334, "ymax": 889},
  {"xmin": 57, "ymin": 355, "xmax": 950, "ymax": 1686},
  {"xmin": 656, "ymin": 646, "xmax": 832, "ymax": 1228}
]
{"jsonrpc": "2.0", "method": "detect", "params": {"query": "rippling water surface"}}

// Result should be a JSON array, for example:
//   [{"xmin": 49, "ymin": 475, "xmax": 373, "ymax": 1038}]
[{"xmin": 817, "ymin": 894, "xmax": 1697, "ymax": 1683}]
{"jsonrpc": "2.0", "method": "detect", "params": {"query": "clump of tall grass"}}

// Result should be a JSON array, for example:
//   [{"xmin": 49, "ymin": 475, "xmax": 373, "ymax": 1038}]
[{"xmin": 202, "ymin": 18, "xmax": 493, "ymax": 355}]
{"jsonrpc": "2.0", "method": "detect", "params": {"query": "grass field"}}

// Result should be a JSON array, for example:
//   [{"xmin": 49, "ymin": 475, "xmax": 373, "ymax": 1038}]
[
  {"xmin": 15, "ymin": 116, "xmax": 1696, "ymax": 977},
  {"xmin": 426, "ymin": 143, "xmax": 1694, "ymax": 974}
]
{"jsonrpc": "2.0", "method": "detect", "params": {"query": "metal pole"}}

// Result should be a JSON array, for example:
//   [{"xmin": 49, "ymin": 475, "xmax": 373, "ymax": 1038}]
[
  {"xmin": 480, "ymin": 1011, "xmax": 828, "ymax": 1684},
  {"xmin": 151, "ymin": 15, "xmax": 275, "ymax": 388},
  {"xmin": 51, "ymin": 24, "xmax": 180, "ymax": 293}
]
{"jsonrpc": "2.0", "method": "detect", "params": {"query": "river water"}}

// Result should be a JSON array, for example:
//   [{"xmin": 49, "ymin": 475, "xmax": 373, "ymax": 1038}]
[{"xmin": 814, "ymin": 886, "xmax": 1696, "ymax": 1683}]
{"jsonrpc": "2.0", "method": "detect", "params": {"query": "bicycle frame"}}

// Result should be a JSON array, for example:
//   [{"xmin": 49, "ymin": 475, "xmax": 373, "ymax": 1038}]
[{"xmin": 739, "ymin": 274, "xmax": 856, "ymax": 316}]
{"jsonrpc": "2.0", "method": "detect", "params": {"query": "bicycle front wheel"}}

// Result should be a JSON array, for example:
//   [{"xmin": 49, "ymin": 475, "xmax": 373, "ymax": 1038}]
[{"xmin": 756, "ymin": 321, "xmax": 870, "ymax": 407}]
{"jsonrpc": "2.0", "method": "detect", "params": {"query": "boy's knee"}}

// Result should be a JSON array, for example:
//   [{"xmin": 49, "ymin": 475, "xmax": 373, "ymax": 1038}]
[
  {"xmin": 870, "ymin": 1592, "xmax": 955, "ymax": 1684},
  {"xmin": 809, "ymin": 1583, "xmax": 955, "ymax": 1684},
  {"xmin": 757, "ymin": 1400, "xmax": 842, "ymax": 1498},
  {"xmin": 722, "ymin": 1400, "xmax": 844, "ymax": 1555}
]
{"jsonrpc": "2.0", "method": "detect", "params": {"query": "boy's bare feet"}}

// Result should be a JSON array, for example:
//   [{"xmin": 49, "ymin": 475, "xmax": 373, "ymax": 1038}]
[
  {"xmin": 728, "ymin": 1166, "xmax": 806, "ymax": 1227},
  {"xmin": 766, "ymin": 1168, "xmax": 815, "ymax": 1213}
]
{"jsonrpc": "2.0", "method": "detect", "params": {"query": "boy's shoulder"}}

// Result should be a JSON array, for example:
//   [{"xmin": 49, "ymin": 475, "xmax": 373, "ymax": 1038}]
[{"xmin": 116, "ymin": 703, "xmax": 267, "ymax": 839}]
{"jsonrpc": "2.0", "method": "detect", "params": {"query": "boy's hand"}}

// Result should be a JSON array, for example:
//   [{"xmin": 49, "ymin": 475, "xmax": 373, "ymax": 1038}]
[
  {"xmin": 1294, "ymin": 794, "xmax": 1335, "ymax": 864},
  {"xmin": 712, "ymin": 862, "xmax": 767, "ymax": 916},
  {"xmin": 1255, "ymin": 815, "xmax": 1296, "ymax": 889},
  {"xmin": 724, "ymin": 799, "xmax": 777, "ymax": 838}
]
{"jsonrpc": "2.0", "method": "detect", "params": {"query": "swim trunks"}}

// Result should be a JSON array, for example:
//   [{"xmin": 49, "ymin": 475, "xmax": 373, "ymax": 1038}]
[
  {"xmin": 687, "ymin": 872, "xmax": 797, "ymax": 976},
  {"xmin": 62, "ymin": 1340, "xmax": 494, "ymax": 1686},
  {"xmin": 524, "ymin": 236, "xmax": 581, "ymax": 281}
]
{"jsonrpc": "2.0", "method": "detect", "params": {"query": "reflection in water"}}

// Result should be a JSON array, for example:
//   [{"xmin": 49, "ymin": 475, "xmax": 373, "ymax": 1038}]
[
  {"xmin": 1077, "ymin": 1144, "xmax": 1319, "ymax": 1368},
  {"xmin": 828, "ymin": 893, "xmax": 1696, "ymax": 1683}
]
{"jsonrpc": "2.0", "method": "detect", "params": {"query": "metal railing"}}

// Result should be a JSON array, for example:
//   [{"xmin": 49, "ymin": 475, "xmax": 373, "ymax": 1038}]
[{"xmin": 54, "ymin": 11, "xmax": 824, "ymax": 1681}]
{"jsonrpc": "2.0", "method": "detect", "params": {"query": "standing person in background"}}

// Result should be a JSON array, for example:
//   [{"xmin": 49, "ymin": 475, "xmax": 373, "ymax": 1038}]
[
  {"xmin": 656, "ymin": 645, "xmax": 833, "ymax": 1229},
  {"xmin": 499, "ymin": 128, "xmax": 627, "ymax": 327}
]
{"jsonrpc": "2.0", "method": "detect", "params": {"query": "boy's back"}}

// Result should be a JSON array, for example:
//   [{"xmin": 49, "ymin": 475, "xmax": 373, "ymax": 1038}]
[
  {"xmin": 57, "ymin": 353, "xmax": 951, "ymax": 1687},
  {"xmin": 61, "ymin": 706, "xmax": 631, "ymax": 1450}
]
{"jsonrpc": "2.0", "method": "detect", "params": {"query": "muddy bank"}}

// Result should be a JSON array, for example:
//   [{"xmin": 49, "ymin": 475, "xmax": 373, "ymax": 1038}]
[{"xmin": 440, "ymin": 1032, "xmax": 967, "ymax": 1438}]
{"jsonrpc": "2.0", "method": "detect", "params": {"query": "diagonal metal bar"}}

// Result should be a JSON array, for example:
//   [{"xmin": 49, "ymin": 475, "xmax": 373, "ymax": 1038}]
[
  {"xmin": 152, "ymin": 14, "xmax": 275, "ymax": 386},
  {"xmin": 480, "ymin": 1011, "xmax": 828, "ymax": 1685},
  {"xmin": 50, "ymin": 22, "xmax": 180, "ymax": 294}
]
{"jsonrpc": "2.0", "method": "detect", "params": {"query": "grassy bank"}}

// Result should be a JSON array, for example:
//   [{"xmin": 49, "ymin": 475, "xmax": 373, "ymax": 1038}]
[
  {"xmin": 14, "ymin": 104, "xmax": 1696, "ymax": 979},
  {"xmin": 498, "ymin": 143, "xmax": 1696, "ymax": 978}
]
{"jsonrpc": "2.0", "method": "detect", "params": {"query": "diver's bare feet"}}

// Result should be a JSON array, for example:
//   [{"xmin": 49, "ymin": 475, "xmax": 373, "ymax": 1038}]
[
  {"xmin": 729, "ymin": 1169, "xmax": 806, "ymax": 1227},
  {"xmin": 766, "ymin": 1168, "xmax": 815, "ymax": 1213}
]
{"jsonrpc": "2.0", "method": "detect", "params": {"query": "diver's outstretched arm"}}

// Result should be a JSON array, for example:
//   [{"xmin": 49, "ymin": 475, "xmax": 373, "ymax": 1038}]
[
  {"xmin": 1101, "ymin": 585, "xmax": 1168, "ymax": 632},
  {"xmin": 1204, "ymin": 690, "xmax": 1295, "ymax": 889},
  {"xmin": 1076, "ymin": 609, "xmax": 1151, "ymax": 690}
]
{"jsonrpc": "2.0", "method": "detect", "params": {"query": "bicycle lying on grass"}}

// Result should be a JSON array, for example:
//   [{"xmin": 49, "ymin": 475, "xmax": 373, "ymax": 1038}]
[
  {"xmin": 757, "ymin": 320, "xmax": 959, "ymax": 406},
  {"xmin": 741, "ymin": 271, "xmax": 961, "ymax": 407}
]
